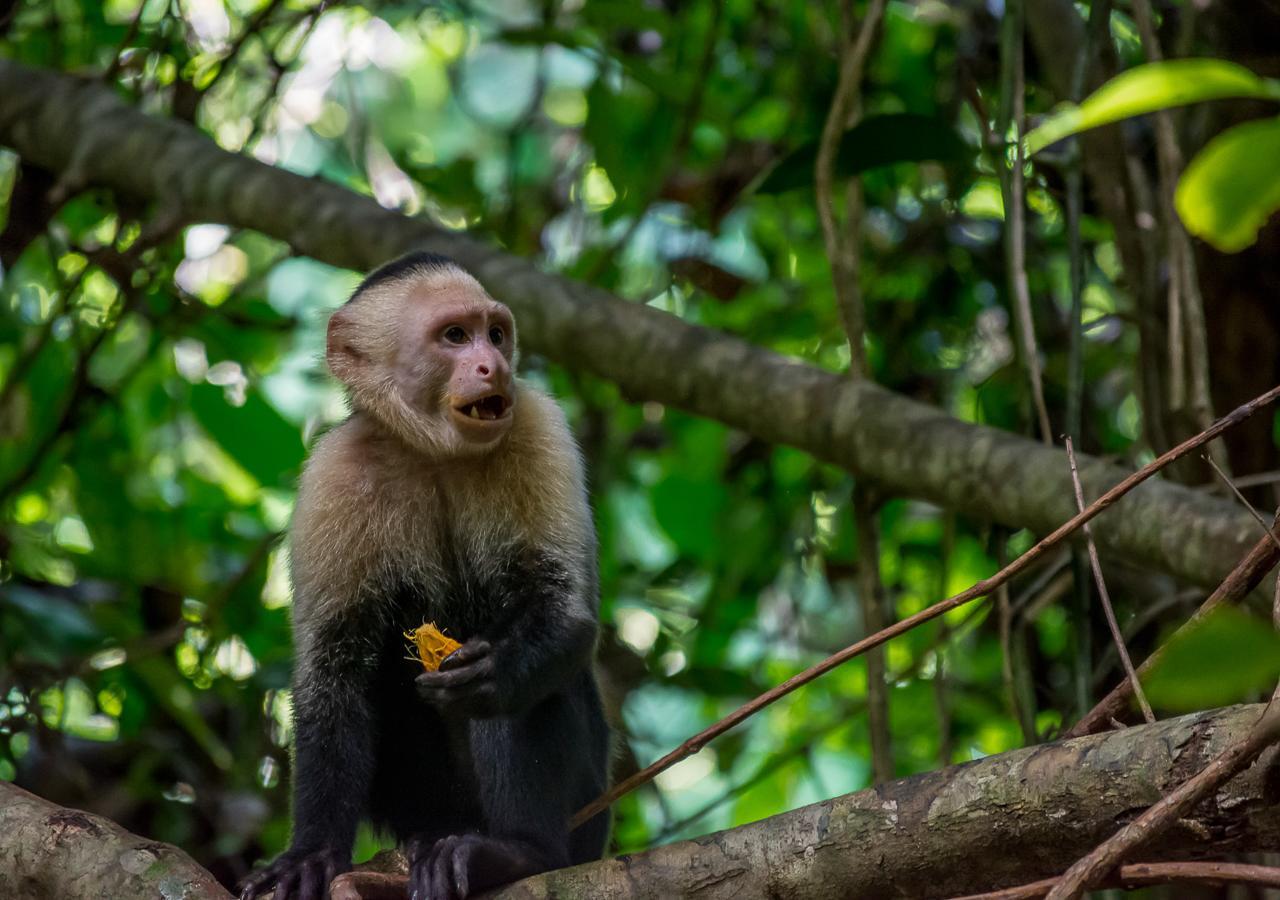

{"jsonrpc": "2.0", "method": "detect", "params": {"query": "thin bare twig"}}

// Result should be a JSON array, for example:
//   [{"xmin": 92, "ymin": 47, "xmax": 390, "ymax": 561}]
[
  {"xmin": 997, "ymin": 0, "xmax": 1052, "ymax": 444},
  {"xmin": 1206, "ymin": 468, "xmax": 1280, "ymax": 492},
  {"xmin": 853, "ymin": 486, "xmax": 892, "ymax": 782},
  {"xmin": 935, "ymin": 513, "xmax": 958, "ymax": 764},
  {"xmin": 952, "ymin": 861, "xmax": 1280, "ymax": 900},
  {"xmin": 0, "ymin": 324, "xmax": 115, "ymax": 507},
  {"xmin": 1067, "ymin": 515, "xmax": 1280, "ymax": 738},
  {"xmin": 1063, "ymin": 0, "xmax": 1111, "ymax": 722},
  {"xmin": 241, "ymin": 5, "xmax": 329, "ymax": 150},
  {"xmin": 814, "ymin": 0, "xmax": 887, "ymax": 375},
  {"xmin": 102, "ymin": 4, "xmax": 145, "ymax": 82},
  {"xmin": 995, "ymin": 532, "xmax": 1034, "ymax": 742},
  {"xmin": 814, "ymin": 0, "xmax": 892, "ymax": 783},
  {"xmin": 0, "ymin": 266, "xmax": 80, "ymax": 413},
  {"xmin": 569, "ymin": 383, "xmax": 1280, "ymax": 829},
  {"xmin": 1045, "ymin": 685, "xmax": 1280, "ymax": 899},
  {"xmin": 655, "ymin": 598, "xmax": 990, "ymax": 842},
  {"xmin": 198, "ymin": 0, "xmax": 289, "ymax": 96},
  {"xmin": 1203, "ymin": 454, "xmax": 1280, "ymax": 553},
  {"xmin": 1201, "ymin": 455, "xmax": 1280, "ymax": 630},
  {"xmin": 1065, "ymin": 437, "xmax": 1154, "ymax": 723},
  {"xmin": 1129, "ymin": 0, "xmax": 1221, "ymax": 466}
]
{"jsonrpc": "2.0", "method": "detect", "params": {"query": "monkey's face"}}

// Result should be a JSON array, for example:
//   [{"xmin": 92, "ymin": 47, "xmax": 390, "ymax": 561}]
[
  {"xmin": 327, "ymin": 272, "xmax": 518, "ymax": 458},
  {"xmin": 397, "ymin": 288, "xmax": 517, "ymax": 452}
]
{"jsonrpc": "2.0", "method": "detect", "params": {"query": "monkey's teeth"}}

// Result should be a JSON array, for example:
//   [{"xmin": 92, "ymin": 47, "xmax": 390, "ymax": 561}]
[{"xmin": 469, "ymin": 406, "xmax": 480, "ymax": 419}]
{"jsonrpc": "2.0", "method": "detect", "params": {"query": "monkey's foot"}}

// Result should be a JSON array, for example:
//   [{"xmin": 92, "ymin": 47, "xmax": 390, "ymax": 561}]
[
  {"xmin": 408, "ymin": 834, "xmax": 547, "ymax": 900},
  {"xmin": 239, "ymin": 846, "xmax": 349, "ymax": 900}
]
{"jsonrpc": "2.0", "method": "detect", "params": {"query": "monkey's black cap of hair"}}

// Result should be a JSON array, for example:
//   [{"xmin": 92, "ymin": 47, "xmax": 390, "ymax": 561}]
[{"xmin": 349, "ymin": 251, "xmax": 461, "ymax": 302}]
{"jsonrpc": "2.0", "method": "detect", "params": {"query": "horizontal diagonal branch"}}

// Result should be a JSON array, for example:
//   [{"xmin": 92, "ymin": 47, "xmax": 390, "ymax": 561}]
[
  {"xmin": 0, "ymin": 781, "xmax": 232, "ymax": 900},
  {"xmin": 500, "ymin": 705, "xmax": 1280, "ymax": 900},
  {"xmin": 0, "ymin": 60, "xmax": 1262, "ymax": 590}
]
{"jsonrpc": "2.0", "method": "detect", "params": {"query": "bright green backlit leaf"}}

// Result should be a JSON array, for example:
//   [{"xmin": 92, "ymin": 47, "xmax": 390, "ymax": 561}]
[
  {"xmin": 190, "ymin": 384, "xmax": 304, "ymax": 489},
  {"xmin": 758, "ymin": 113, "xmax": 972, "ymax": 194},
  {"xmin": 1143, "ymin": 606, "xmax": 1280, "ymax": 712},
  {"xmin": 1175, "ymin": 116, "xmax": 1280, "ymax": 253},
  {"xmin": 1026, "ymin": 59, "xmax": 1280, "ymax": 155}
]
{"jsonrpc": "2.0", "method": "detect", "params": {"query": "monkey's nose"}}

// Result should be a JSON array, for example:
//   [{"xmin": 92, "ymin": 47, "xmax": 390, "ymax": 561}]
[{"xmin": 476, "ymin": 364, "xmax": 491, "ymax": 376}]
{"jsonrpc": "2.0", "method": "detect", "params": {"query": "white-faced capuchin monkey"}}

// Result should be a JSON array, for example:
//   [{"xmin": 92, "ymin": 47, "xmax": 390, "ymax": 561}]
[{"xmin": 240, "ymin": 253, "xmax": 610, "ymax": 900}]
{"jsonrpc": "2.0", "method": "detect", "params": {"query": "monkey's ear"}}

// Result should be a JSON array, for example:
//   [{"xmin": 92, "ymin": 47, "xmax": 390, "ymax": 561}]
[{"xmin": 326, "ymin": 308, "xmax": 368, "ymax": 382}]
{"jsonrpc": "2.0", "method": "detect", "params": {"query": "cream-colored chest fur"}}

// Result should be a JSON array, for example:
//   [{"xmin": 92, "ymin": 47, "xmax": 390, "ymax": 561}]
[{"xmin": 289, "ymin": 384, "xmax": 589, "ymax": 611}]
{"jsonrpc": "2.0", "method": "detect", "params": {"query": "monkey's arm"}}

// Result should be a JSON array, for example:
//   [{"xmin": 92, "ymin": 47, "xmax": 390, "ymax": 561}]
[
  {"xmin": 417, "ymin": 548, "xmax": 597, "ymax": 718},
  {"xmin": 241, "ymin": 607, "xmax": 377, "ymax": 900},
  {"xmin": 292, "ymin": 612, "xmax": 379, "ymax": 848}
]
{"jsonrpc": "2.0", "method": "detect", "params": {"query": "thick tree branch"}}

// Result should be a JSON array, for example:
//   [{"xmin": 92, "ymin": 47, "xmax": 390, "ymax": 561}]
[
  {"xmin": 6, "ymin": 707, "xmax": 1280, "ymax": 899},
  {"xmin": 498, "ymin": 705, "xmax": 1280, "ymax": 900},
  {"xmin": 0, "ymin": 781, "xmax": 232, "ymax": 899},
  {"xmin": 0, "ymin": 60, "xmax": 1265, "ymax": 592},
  {"xmin": 1047, "ymin": 689, "xmax": 1280, "ymax": 898}
]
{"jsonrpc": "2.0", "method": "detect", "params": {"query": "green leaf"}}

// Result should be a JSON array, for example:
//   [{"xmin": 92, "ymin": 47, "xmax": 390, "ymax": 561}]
[
  {"xmin": 1026, "ymin": 59, "xmax": 1280, "ymax": 155},
  {"xmin": 757, "ymin": 113, "xmax": 972, "ymax": 194},
  {"xmin": 190, "ymin": 384, "xmax": 304, "ymax": 489},
  {"xmin": 1174, "ymin": 116, "xmax": 1280, "ymax": 253},
  {"xmin": 650, "ymin": 474, "xmax": 727, "ymax": 562},
  {"xmin": 1142, "ymin": 606, "xmax": 1280, "ymax": 712}
]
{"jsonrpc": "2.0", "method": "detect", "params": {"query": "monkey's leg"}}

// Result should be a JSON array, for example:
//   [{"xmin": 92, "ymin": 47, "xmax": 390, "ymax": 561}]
[
  {"xmin": 241, "ymin": 622, "xmax": 378, "ymax": 900},
  {"xmin": 566, "ymin": 672, "xmax": 612, "ymax": 865},
  {"xmin": 408, "ymin": 692, "xmax": 593, "ymax": 900},
  {"xmin": 395, "ymin": 773, "xmax": 487, "ymax": 900}
]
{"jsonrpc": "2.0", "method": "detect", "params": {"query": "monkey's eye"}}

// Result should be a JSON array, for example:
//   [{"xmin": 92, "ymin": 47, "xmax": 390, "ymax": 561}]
[
  {"xmin": 489, "ymin": 326, "xmax": 504, "ymax": 346},
  {"xmin": 444, "ymin": 326, "xmax": 467, "ymax": 344}
]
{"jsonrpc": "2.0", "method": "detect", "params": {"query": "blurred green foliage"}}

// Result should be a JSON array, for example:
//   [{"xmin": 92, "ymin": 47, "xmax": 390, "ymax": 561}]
[
  {"xmin": 1026, "ymin": 58, "xmax": 1280, "ymax": 251},
  {"xmin": 0, "ymin": 0, "xmax": 1276, "ymax": 891}
]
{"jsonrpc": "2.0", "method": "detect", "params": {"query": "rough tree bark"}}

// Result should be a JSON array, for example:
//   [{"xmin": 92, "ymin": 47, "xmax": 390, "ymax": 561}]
[
  {"xmin": 0, "ymin": 60, "xmax": 1267, "ymax": 595},
  {"xmin": 0, "ymin": 781, "xmax": 232, "ymax": 899},
  {"xmin": 7, "ymin": 707, "xmax": 1272, "ymax": 899},
  {"xmin": 493, "ymin": 705, "xmax": 1280, "ymax": 900}
]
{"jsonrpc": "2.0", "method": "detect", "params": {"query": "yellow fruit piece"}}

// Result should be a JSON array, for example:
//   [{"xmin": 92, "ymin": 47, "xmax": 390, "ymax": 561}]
[{"xmin": 406, "ymin": 622, "xmax": 463, "ymax": 672}]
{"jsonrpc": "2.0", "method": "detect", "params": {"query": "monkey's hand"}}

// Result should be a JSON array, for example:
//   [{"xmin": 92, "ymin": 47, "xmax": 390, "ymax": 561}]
[
  {"xmin": 239, "ymin": 846, "xmax": 349, "ymax": 900},
  {"xmin": 413, "ymin": 640, "xmax": 500, "ymax": 717},
  {"xmin": 409, "ymin": 833, "xmax": 547, "ymax": 900}
]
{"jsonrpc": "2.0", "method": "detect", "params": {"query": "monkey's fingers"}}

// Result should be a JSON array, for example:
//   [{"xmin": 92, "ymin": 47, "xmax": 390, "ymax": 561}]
[
  {"xmin": 439, "ymin": 640, "xmax": 491, "ymax": 671},
  {"xmin": 239, "ymin": 867, "xmax": 280, "ymax": 900},
  {"xmin": 448, "ymin": 837, "xmax": 475, "ymax": 899},
  {"xmin": 431, "ymin": 835, "xmax": 465, "ymax": 900},
  {"xmin": 416, "ymin": 655, "xmax": 494, "ymax": 690},
  {"xmin": 297, "ymin": 856, "xmax": 328, "ymax": 900},
  {"xmin": 273, "ymin": 867, "xmax": 300, "ymax": 900},
  {"xmin": 411, "ymin": 838, "xmax": 444, "ymax": 900}
]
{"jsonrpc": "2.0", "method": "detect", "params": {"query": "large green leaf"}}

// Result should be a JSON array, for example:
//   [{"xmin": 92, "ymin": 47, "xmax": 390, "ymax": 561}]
[
  {"xmin": 757, "ymin": 113, "xmax": 972, "ymax": 194},
  {"xmin": 1175, "ymin": 116, "xmax": 1280, "ymax": 253},
  {"xmin": 190, "ymin": 383, "xmax": 304, "ymax": 489},
  {"xmin": 1142, "ymin": 606, "xmax": 1280, "ymax": 712},
  {"xmin": 1026, "ymin": 59, "xmax": 1280, "ymax": 155}
]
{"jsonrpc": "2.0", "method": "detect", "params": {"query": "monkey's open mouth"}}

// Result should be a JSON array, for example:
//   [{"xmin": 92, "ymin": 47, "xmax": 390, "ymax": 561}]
[{"xmin": 455, "ymin": 393, "xmax": 511, "ymax": 422}]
